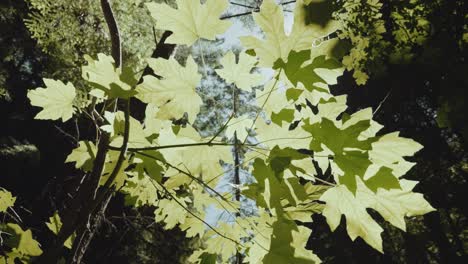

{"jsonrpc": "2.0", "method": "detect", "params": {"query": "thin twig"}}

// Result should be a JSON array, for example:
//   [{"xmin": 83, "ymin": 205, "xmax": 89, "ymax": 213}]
[
  {"xmin": 230, "ymin": 2, "xmax": 256, "ymax": 9},
  {"xmin": 54, "ymin": 125, "xmax": 78, "ymax": 145},
  {"xmin": 149, "ymin": 177, "xmax": 241, "ymax": 246},
  {"xmin": 373, "ymin": 89, "xmax": 392, "ymax": 115},
  {"xmin": 207, "ymin": 112, "xmax": 235, "ymax": 144},
  {"xmin": 109, "ymin": 141, "xmax": 255, "ymax": 152},
  {"xmin": 243, "ymin": 69, "xmax": 282, "ymax": 145},
  {"xmin": 135, "ymin": 151, "xmax": 270, "ymax": 245}
]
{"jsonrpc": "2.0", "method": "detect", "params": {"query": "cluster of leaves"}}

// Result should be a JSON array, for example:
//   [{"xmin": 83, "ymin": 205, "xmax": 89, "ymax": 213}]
[
  {"xmin": 0, "ymin": 188, "xmax": 42, "ymax": 263},
  {"xmin": 24, "ymin": 0, "xmax": 435, "ymax": 263},
  {"xmin": 1, "ymin": 190, "xmax": 67, "ymax": 263},
  {"xmin": 332, "ymin": 0, "xmax": 388, "ymax": 84},
  {"xmin": 306, "ymin": 0, "xmax": 434, "ymax": 84},
  {"xmin": 24, "ymin": 0, "xmax": 157, "ymax": 107}
]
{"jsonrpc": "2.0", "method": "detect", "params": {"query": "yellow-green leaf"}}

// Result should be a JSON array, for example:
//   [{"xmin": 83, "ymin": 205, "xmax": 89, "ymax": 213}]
[
  {"xmin": 146, "ymin": 0, "xmax": 231, "ymax": 46},
  {"xmin": 0, "ymin": 189, "xmax": 15, "ymax": 213},
  {"xmin": 320, "ymin": 177, "xmax": 435, "ymax": 252},
  {"xmin": 136, "ymin": 56, "xmax": 202, "ymax": 123},
  {"xmin": 320, "ymin": 182, "xmax": 384, "ymax": 252},
  {"xmin": 241, "ymin": 0, "xmax": 339, "ymax": 67},
  {"xmin": 82, "ymin": 53, "xmax": 135, "ymax": 99},
  {"xmin": 369, "ymin": 132, "xmax": 423, "ymax": 168},
  {"xmin": 215, "ymin": 51, "xmax": 263, "ymax": 91},
  {"xmin": 65, "ymin": 141, "xmax": 96, "ymax": 172},
  {"xmin": 4, "ymin": 223, "xmax": 43, "ymax": 257},
  {"xmin": 27, "ymin": 79, "xmax": 76, "ymax": 122}
]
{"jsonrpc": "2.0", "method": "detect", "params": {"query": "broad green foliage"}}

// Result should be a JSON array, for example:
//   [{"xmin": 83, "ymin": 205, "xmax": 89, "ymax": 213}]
[
  {"xmin": 82, "ymin": 53, "xmax": 136, "ymax": 99},
  {"xmin": 306, "ymin": 0, "xmax": 434, "ymax": 84},
  {"xmin": 65, "ymin": 141, "xmax": 97, "ymax": 172},
  {"xmin": 274, "ymin": 50, "xmax": 341, "ymax": 93},
  {"xmin": 215, "ymin": 51, "xmax": 263, "ymax": 92},
  {"xmin": 146, "ymin": 0, "xmax": 232, "ymax": 46},
  {"xmin": 136, "ymin": 56, "xmax": 202, "ymax": 122},
  {"xmin": 24, "ymin": 0, "xmax": 157, "ymax": 111},
  {"xmin": 0, "ymin": 224, "xmax": 42, "ymax": 262},
  {"xmin": 262, "ymin": 217, "xmax": 318, "ymax": 264},
  {"xmin": 334, "ymin": 0, "xmax": 386, "ymax": 85},
  {"xmin": 241, "ymin": 0, "xmax": 336, "ymax": 68},
  {"xmin": 27, "ymin": 79, "xmax": 76, "ymax": 122},
  {"xmin": 26, "ymin": 0, "xmax": 435, "ymax": 263},
  {"xmin": 25, "ymin": 0, "xmax": 155, "ymax": 77},
  {"xmin": 1, "ymin": 188, "xmax": 42, "ymax": 263},
  {"xmin": 321, "ymin": 178, "xmax": 434, "ymax": 252},
  {"xmin": 106, "ymin": 111, "xmax": 151, "ymax": 148}
]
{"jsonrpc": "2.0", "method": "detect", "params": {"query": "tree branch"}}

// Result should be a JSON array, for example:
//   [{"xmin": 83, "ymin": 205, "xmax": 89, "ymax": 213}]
[
  {"xmin": 108, "ymin": 141, "xmax": 259, "ymax": 152},
  {"xmin": 101, "ymin": 0, "xmax": 122, "ymax": 67},
  {"xmin": 221, "ymin": 0, "xmax": 296, "ymax": 20}
]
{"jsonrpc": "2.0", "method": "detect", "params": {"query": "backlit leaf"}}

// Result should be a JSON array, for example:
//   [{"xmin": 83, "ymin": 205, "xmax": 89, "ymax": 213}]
[
  {"xmin": 146, "ymin": 0, "xmax": 231, "ymax": 46},
  {"xmin": 27, "ymin": 79, "xmax": 76, "ymax": 122}
]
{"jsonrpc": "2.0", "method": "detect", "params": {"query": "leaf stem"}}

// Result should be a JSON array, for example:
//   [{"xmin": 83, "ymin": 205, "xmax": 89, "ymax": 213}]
[
  {"xmin": 243, "ymin": 69, "xmax": 282, "ymax": 145},
  {"xmin": 198, "ymin": 40, "xmax": 208, "ymax": 76},
  {"xmin": 148, "ymin": 176, "xmax": 241, "ymax": 246}
]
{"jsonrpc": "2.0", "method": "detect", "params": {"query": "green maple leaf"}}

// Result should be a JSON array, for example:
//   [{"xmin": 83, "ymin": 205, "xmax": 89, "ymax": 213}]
[
  {"xmin": 154, "ymin": 198, "xmax": 190, "ymax": 229},
  {"xmin": 241, "ymin": 0, "xmax": 338, "ymax": 67},
  {"xmin": 262, "ymin": 216, "xmax": 318, "ymax": 264},
  {"xmin": 146, "ymin": 0, "xmax": 231, "ymax": 46},
  {"xmin": 0, "ymin": 189, "xmax": 15, "ymax": 213},
  {"xmin": 304, "ymin": 118, "xmax": 386, "ymax": 193},
  {"xmin": 215, "ymin": 51, "xmax": 263, "ymax": 92},
  {"xmin": 243, "ymin": 159, "xmax": 284, "ymax": 209},
  {"xmin": 353, "ymin": 70, "xmax": 369, "ymax": 85},
  {"xmin": 143, "ymin": 104, "xmax": 172, "ymax": 140},
  {"xmin": 304, "ymin": 118, "xmax": 372, "ymax": 154},
  {"xmin": 255, "ymin": 119, "xmax": 311, "ymax": 150},
  {"xmin": 204, "ymin": 222, "xmax": 241, "ymax": 262},
  {"xmin": 369, "ymin": 132, "xmax": 423, "ymax": 168},
  {"xmin": 122, "ymin": 172, "xmax": 159, "ymax": 207},
  {"xmin": 82, "ymin": 53, "xmax": 136, "ymax": 99},
  {"xmin": 122, "ymin": 151, "xmax": 163, "ymax": 207},
  {"xmin": 27, "ymin": 79, "xmax": 76, "ymax": 122},
  {"xmin": 3, "ymin": 223, "xmax": 42, "ymax": 257},
  {"xmin": 136, "ymin": 56, "xmax": 202, "ymax": 123},
  {"xmin": 244, "ymin": 157, "xmax": 307, "ymax": 210},
  {"xmin": 284, "ymin": 202, "xmax": 324, "ymax": 222},
  {"xmin": 65, "ymin": 141, "xmax": 96, "ymax": 172},
  {"xmin": 271, "ymin": 108, "xmax": 296, "ymax": 125},
  {"xmin": 283, "ymin": 181, "xmax": 329, "ymax": 222},
  {"xmin": 274, "ymin": 50, "xmax": 342, "ymax": 92},
  {"xmin": 299, "ymin": 95, "xmax": 348, "ymax": 125},
  {"xmin": 266, "ymin": 147, "xmax": 308, "ymax": 174},
  {"xmin": 179, "ymin": 215, "xmax": 205, "ymax": 238},
  {"xmin": 105, "ymin": 111, "xmax": 152, "ymax": 149},
  {"xmin": 320, "ymin": 178, "xmax": 435, "ymax": 252}
]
